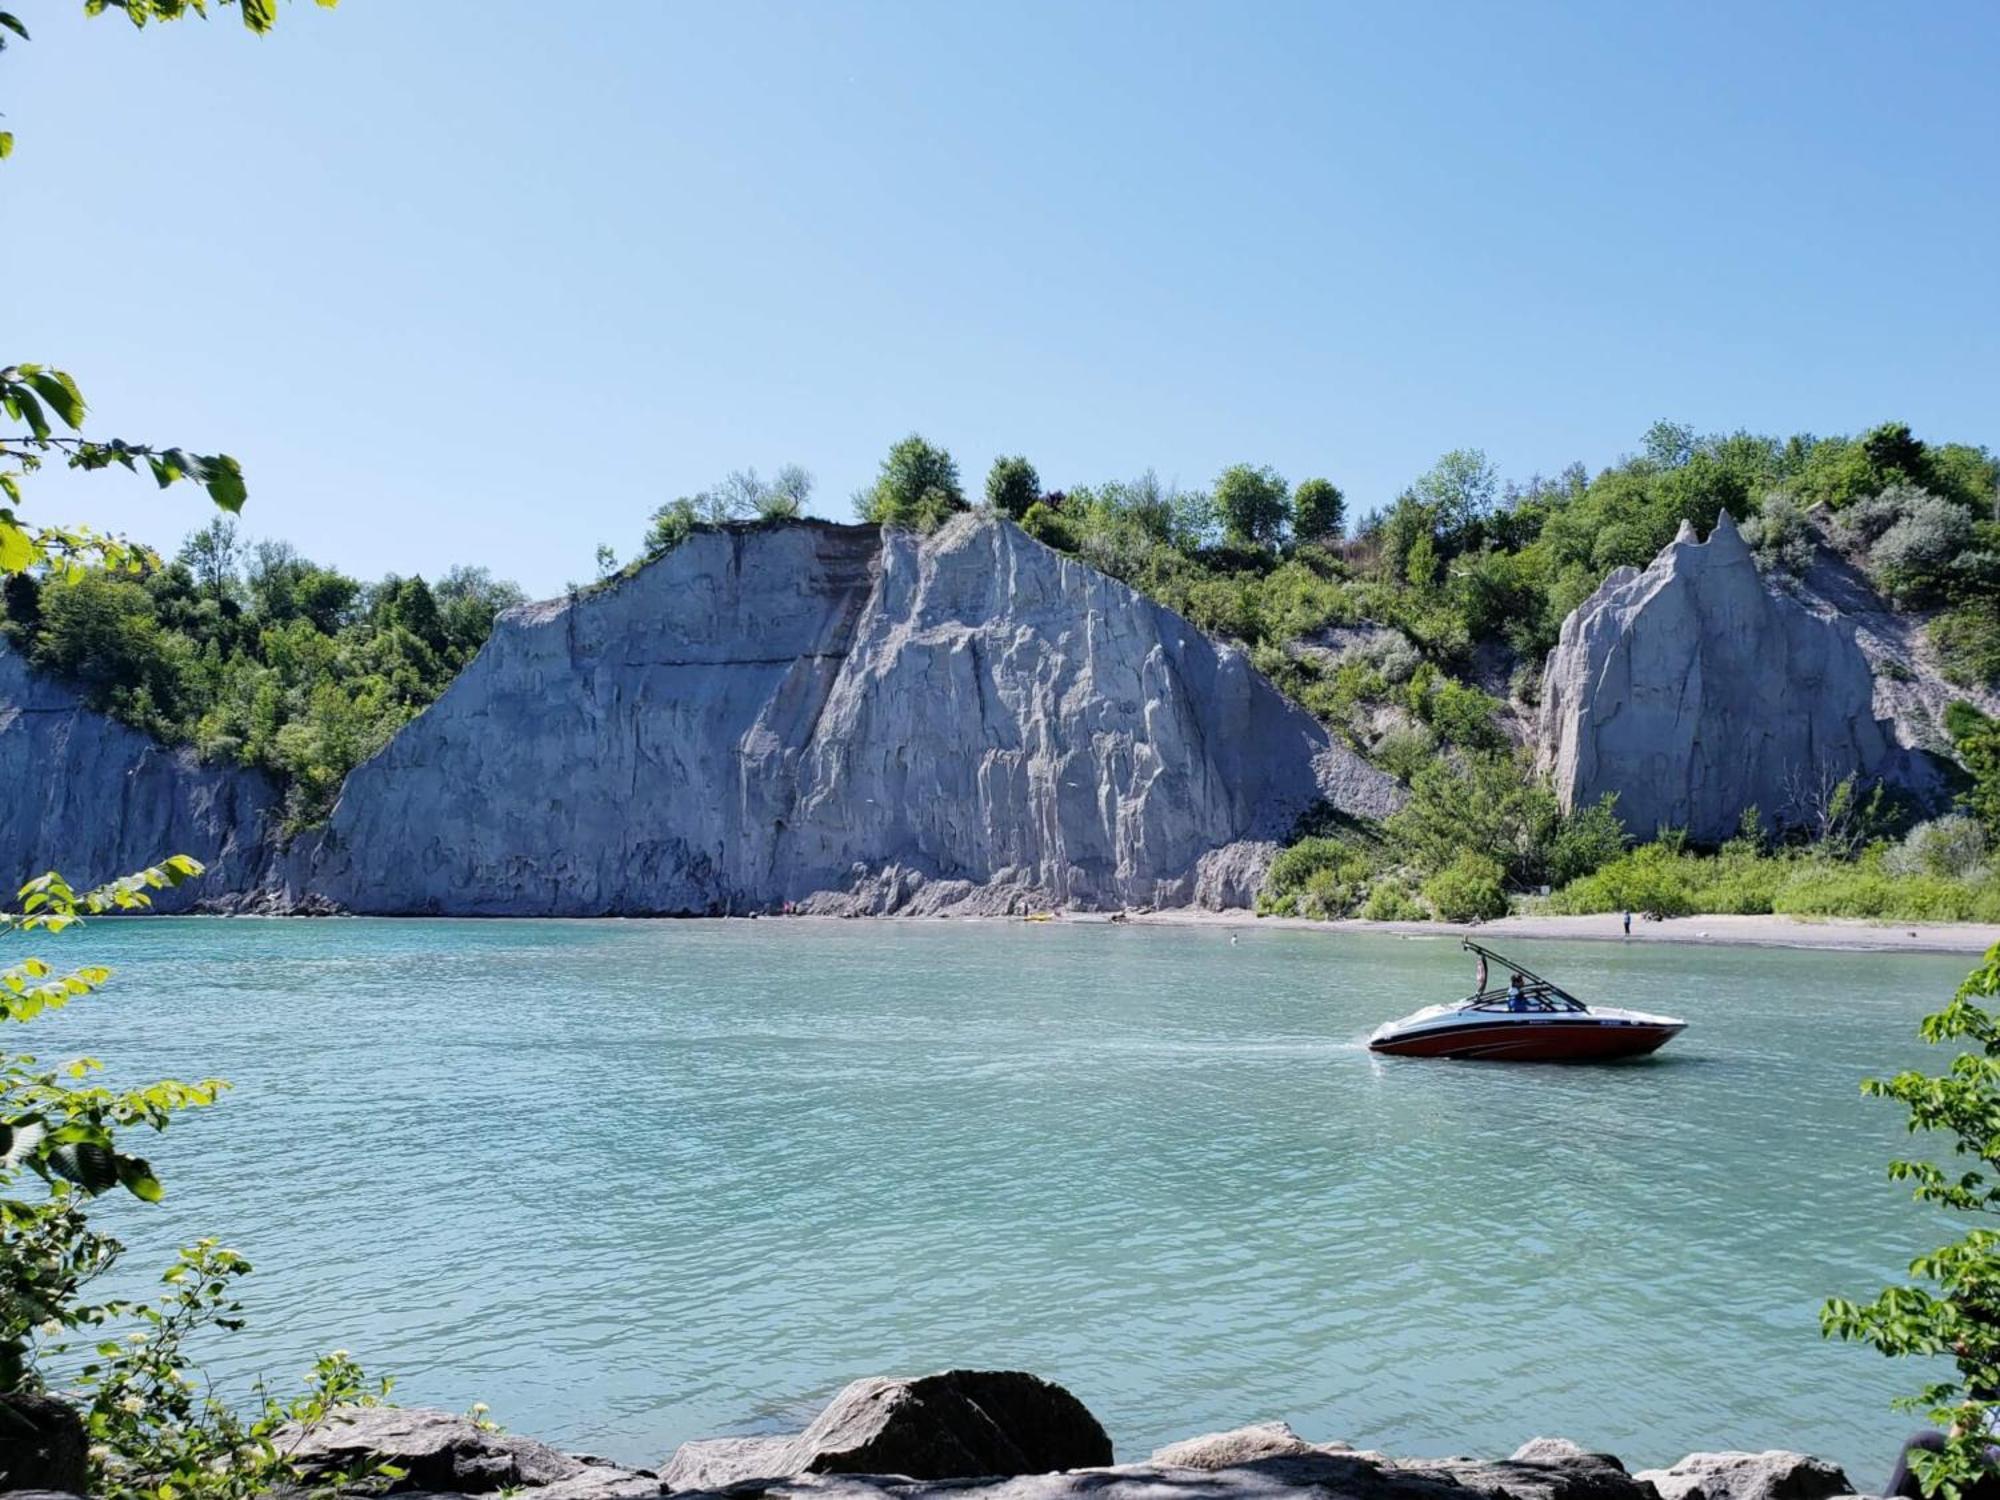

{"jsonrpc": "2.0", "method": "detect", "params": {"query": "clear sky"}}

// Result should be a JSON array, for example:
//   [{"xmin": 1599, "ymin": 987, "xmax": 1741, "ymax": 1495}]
[{"xmin": 8, "ymin": 1, "xmax": 1997, "ymax": 598}]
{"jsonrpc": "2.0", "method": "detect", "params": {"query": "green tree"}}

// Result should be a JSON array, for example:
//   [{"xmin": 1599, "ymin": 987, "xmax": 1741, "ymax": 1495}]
[
  {"xmin": 1411, "ymin": 448, "xmax": 1498, "ymax": 540},
  {"xmin": 644, "ymin": 497, "xmax": 700, "ymax": 557},
  {"xmin": 1947, "ymin": 703, "xmax": 2000, "ymax": 842},
  {"xmin": 1824, "ymin": 943, "xmax": 2000, "ymax": 1500},
  {"xmin": 855, "ymin": 434, "xmax": 965, "ymax": 531},
  {"xmin": 1292, "ymin": 477, "xmax": 1345, "ymax": 545},
  {"xmin": 1213, "ymin": 464, "xmax": 1290, "ymax": 550},
  {"xmin": 1423, "ymin": 851, "xmax": 1509, "ymax": 922},
  {"xmin": 984, "ymin": 455, "xmax": 1041, "ymax": 521},
  {"xmin": 178, "ymin": 518, "xmax": 242, "ymax": 607}
]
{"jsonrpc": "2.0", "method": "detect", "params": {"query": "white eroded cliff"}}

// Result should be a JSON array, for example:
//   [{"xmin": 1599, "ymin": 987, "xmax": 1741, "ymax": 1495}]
[
  {"xmin": 280, "ymin": 516, "xmax": 1400, "ymax": 914},
  {"xmin": 1537, "ymin": 513, "xmax": 1905, "ymax": 843},
  {"xmin": 0, "ymin": 643, "xmax": 282, "ymax": 905}
]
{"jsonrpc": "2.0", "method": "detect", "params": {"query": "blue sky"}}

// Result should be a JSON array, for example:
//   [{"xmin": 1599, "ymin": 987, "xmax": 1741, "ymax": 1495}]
[{"xmin": 8, "ymin": 1, "xmax": 1997, "ymax": 597}]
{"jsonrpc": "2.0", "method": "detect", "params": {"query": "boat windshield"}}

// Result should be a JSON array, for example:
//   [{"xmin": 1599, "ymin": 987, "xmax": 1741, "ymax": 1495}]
[{"xmin": 1462, "ymin": 982, "xmax": 1588, "ymax": 1014}]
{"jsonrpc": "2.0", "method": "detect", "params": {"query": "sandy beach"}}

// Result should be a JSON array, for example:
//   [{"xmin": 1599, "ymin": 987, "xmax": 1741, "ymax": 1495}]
[{"xmin": 1102, "ymin": 907, "xmax": 2000, "ymax": 954}]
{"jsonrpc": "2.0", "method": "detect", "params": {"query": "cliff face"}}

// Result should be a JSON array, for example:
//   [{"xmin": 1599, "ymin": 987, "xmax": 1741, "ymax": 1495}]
[
  {"xmin": 278, "ymin": 516, "xmax": 1399, "ymax": 915},
  {"xmin": 0, "ymin": 644, "xmax": 282, "ymax": 908},
  {"xmin": 1537, "ymin": 513, "xmax": 1904, "ymax": 843}
]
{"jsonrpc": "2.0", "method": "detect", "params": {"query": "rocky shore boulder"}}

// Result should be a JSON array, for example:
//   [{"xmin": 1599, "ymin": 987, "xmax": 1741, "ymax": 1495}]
[
  {"xmin": 1537, "ymin": 513, "xmax": 1902, "ymax": 844},
  {"xmin": 662, "ymin": 1370, "xmax": 1113, "ymax": 1487},
  {"xmin": 1634, "ymin": 1450, "xmax": 1854, "ymax": 1500},
  {"xmin": 281, "ymin": 1407, "xmax": 660, "ymax": 1499},
  {"xmin": 662, "ymin": 1445, "xmax": 1671, "ymax": 1500},
  {"xmin": 1149, "ymin": 1421, "xmax": 1344, "ymax": 1469},
  {"xmin": 0, "ymin": 1393, "xmax": 87, "ymax": 1494}
]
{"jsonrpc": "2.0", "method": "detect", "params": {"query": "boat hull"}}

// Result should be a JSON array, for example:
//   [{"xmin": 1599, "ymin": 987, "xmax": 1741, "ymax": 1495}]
[{"xmin": 1368, "ymin": 1018, "xmax": 1684, "ymax": 1062}]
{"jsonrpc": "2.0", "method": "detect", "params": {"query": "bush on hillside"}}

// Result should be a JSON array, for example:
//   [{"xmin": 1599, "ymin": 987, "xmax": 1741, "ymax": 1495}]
[
  {"xmin": 1933, "ymin": 604, "xmax": 2000, "ymax": 692},
  {"xmin": 855, "ymin": 434, "xmax": 966, "ymax": 530},
  {"xmin": 985, "ymin": 455, "xmax": 1041, "ymax": 520},
  {"xmin": 1546, "ymin": 794, "xmax": 1630, "ymax": 885},
  {"xmin": 1359, "ymin": 878, "xmax": 1428, "ymax": 921},
  {"xmin": 1885, "ymin": 816, "xmax": 1990, "ymax": 881},
  {"xmin": 1742, "ymin": 492, "xmax": 1816, "ymax": 577},
  {"xmin": 1773, "ymin": 863, "xmax": 2000, "ymax": 923},
  {"xmin": 1422, "ymin": 851, "xmax": 1508, "ymax": 922},
  {"xmin": 1257, "ymin": 836, "xmax": 1374, "ymax": 918}
]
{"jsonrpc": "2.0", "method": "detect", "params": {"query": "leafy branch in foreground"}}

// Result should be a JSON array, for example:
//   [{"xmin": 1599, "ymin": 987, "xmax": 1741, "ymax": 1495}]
[
  {"xmin": 1, "ymin": 363, "xmax": 244, "ymax": 580},
  {"xmin": 2, "ymin": 856, "xmax": 393, "ymax": 1500},
  {"xmin": 1823, "ymin": 942, "xmax": 2000, "ymax": 1500},
  {"xmin": 1, "ymin": 4, "xmax": 340, "ymax": 575}
]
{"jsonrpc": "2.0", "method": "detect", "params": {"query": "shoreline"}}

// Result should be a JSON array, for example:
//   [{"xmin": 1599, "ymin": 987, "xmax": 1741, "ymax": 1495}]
[
  {"xmin": 1108, "ymin": 907, "xmax": 2000, "ymax": 954},
  {"xmin": 135, "ymin": 906, "xmax": 2000, "ymax": 954}
]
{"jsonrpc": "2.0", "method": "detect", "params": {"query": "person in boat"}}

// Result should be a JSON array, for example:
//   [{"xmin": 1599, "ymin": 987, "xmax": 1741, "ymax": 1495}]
[{"xmin": 1506, "ymin": 973, "xmax": 1528, "ymax": 1011}]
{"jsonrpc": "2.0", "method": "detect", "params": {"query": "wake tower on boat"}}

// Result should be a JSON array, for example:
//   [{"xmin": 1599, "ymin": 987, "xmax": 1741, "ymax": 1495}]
[{"xmin": 1367, "ymin": 939, "xmax": 1686, "ymax": 1062}]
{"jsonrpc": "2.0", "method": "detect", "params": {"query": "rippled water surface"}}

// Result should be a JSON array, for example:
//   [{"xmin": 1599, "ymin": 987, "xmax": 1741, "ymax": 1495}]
[{"xmin": 35, "ymin": 918, "xmax": 1979, "ymax": 1481}]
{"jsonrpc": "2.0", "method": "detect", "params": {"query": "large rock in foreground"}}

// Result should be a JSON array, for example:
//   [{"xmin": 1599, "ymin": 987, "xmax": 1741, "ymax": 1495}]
[
  {"xmin": 1538, "ymin": 514, "xmax": 1898, "ymax": 843},
  {"xmin": 288, "ymin": 517, "xmax": 1399, "ymax": 915},
  {"xmin": 665, "ymin": 1442, "xmax": 1670, "ymax": 1500},
  {"xmin": 1634, "ymin": 1450, "xmax": 1854, "ymax": 1500},
  {"xmin": 0, "ymin": 1393, "xmax": 87, "ymax": 1494},
  {"xmin": 0, "ymin": 645, "xmax": 280, "ymax": 907},
  {"xmin": 662, "ymin": 1370, "xmax": 1112, "ymax": 1487},
  {"xmin": 281, "ymin": 1407, "xmax": 659, "ymax": 1499}
]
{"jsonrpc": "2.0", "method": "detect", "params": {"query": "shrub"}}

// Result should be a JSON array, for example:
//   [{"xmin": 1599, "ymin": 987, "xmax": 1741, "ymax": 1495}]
[
  {"xmin": 1773, "ymin": 863, "xmax": 1990, "ymax": 922},
  {"xmin": 1258, "ymin": 836, "xmax": 1373, "ymax": 918},
  {"xmin": 1411, "ymin": 674, "xmax": 1507, "ymax": 752},
  {"xmin": 1213, "ymin": 464, "xmax": 1291, "ymax": 551},
  {"xmin": 1548, "ymin": 842, "xmax": 1785, "ymax": 918},
  {"xmin": 1547, "ymin": 794, "xmax": 1629, "ymax": 885},
  {"xmin": 855, "ymin": 434, "xmax": 966, "ymax": 530},
  {"xmin": 1372, "ymin": 724, "xmax": 1434, "ymax": 782},
  {"xmin": 1742, "ymin": 492, "xmax": 1815, "ymax": 577},
  {"xmin": 1018, "ymin": 500, "xmax": 1077, "ymax": 553},
  {"xmin": 1292, "ymin": 478, "xmax": 1346, "ymax": 545},
  {"xmin": 1360, "ymin": 878, "xmax": 1428, "ymax": 921},
  {"xmin": 1885, "ymin": 816, "xmax": 1989, "ymax": 880},
  {"xmin": 985, "ymin": 455, "xmax": 1041, "ymax": 520},
  {"xmin": 1843, "ymin": 484, "xmax": 1978, "ymax": 605},
  {"xmin": 1423, "ymin": 852, "xmax": 1509, "ymax": 922},
  {"xmin": 1933, "ymin": 604, "xmax": 2000, "ymax": 691}
]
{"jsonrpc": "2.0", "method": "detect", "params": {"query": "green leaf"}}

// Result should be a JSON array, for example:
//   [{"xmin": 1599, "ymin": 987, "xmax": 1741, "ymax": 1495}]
[
  {"xmin": 0, "ymin": 521, "xmax": 34, "ymax": 572},
  {"xmin": 201, "ymin": 453, "xmax": 246, "ymax": 513},
  {"xmin": 24, "ymin": 370, "xmax": 85, "ymax": 430},
  {"xmin": 11, "ymin": 386, "xmax": 48, "ymax": 440},
  {"xmin": 117, "ymin": 1155, "xmax": 165, "ymax": 1203},
  {"xmin": 0, "ymin": 132, "xmax": 12, "ymax": 160},
  {"xmin": 0, "ymin": 14, "xmax": 28, "ymax": 42}
]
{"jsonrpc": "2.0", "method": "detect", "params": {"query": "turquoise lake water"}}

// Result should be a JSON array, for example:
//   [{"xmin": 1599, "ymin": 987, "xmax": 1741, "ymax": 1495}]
[{"xmin": 22, "ymin": 917, "xmax": 1982, "ymax": 1481}]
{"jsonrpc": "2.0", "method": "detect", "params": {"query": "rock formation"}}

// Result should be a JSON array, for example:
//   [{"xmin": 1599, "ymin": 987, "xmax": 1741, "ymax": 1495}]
[
  {"xmin": 279, "ymin": 516, "xmax": 1399, "ymax": 915},
  {"xmin": 0, "ymin": 517, "xmax": 1399, "ymax": 916},
  {"xmin": 0, "ymin": 643, "xmax": 281, "ymax": 908},
  {"xmin": 1538, "ymin": 513, "xmax": 1904, "ymax": 844},
  {"xmin": 281, "ymin": 1407, "xmax": 660, "ymax": 1500},
  {"xmin": 661, "ymin": 1370, "xmax": 1113, "ymax": 1488},
  {"xmin": 260, "ymin": 1379, "xmax": 1865, "ymax": 1500},
  {"xmin": 1633, "ymin": 1450, "xmax": 1854, "ymax": 1500}
]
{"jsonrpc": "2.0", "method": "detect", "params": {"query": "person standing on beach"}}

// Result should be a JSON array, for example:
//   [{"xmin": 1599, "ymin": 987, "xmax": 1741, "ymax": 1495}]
[{"xmin": 1623, "ymin": 910, "xmax": 1632, "ymax": 938}]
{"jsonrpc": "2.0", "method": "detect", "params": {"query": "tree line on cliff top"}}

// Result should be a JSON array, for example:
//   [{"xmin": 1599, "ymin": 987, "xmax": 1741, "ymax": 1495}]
[{"xmin": 6, "ymin": 418, "xmax": 1999, "ymax": 863}]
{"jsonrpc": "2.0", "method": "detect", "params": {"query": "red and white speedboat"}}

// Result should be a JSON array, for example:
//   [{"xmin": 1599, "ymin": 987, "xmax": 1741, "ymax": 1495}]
[{"xmin": 1368, "ymin": 941, "xmax": 1685, "ymax": 1062}]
